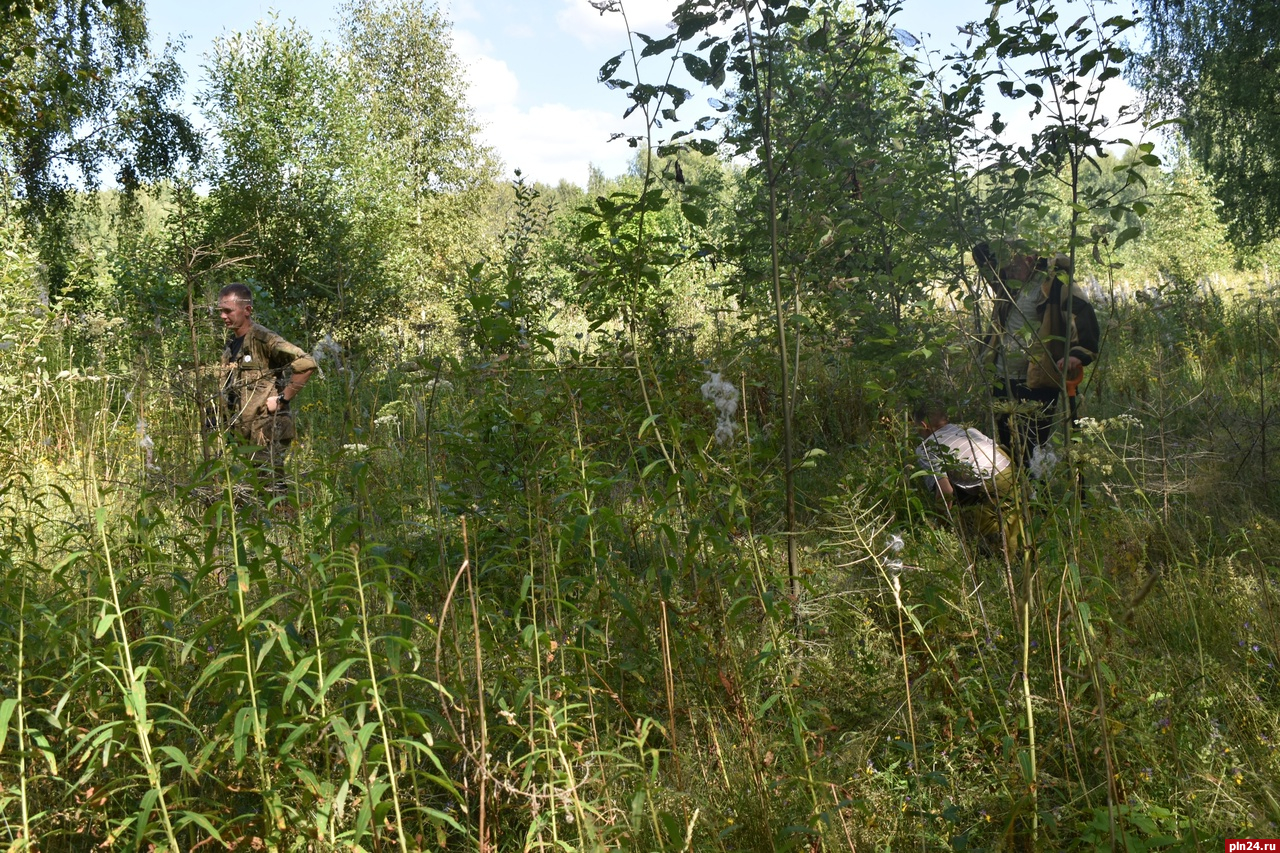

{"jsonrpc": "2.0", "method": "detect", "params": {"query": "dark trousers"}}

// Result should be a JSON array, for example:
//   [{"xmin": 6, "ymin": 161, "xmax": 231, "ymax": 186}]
[{"xmin": 994, "ymin": 382, "xmax": 1060, "ymax": 465}]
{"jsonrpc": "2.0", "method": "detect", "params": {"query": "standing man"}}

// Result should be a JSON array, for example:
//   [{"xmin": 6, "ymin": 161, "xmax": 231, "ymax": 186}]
[
  {"xmin": 217, "ymin": 283, "xmax": 316, "ymax": 490},
  {"xmin": 973, "ymin": 243, "xmax": 1100, "ymax": 465}
]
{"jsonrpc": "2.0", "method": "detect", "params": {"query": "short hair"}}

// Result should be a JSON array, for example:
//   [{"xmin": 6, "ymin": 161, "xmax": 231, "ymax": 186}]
[
  {"xmin": 972, "ymin": 241, "xmax": 998, "ymax": 272},
  {"xmin": 912, "ymin": 399, "xmax": 949, "ymax": 426},
  {"xmin": 219, "ymin": 283, "xmax": 252, "ymax": 304}
]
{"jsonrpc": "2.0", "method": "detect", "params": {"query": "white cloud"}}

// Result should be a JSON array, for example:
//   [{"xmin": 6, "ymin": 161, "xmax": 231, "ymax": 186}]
[
  {"xmin": 556, "ymin": 0, "xmax": 680, "ymax": 48},
  {"xmin": 453, "ymin": 31, "xmax": 520, "ymax": 115},
  {"xmin": 487, "ymin": 102, "xmax": 644, "ymax": 186},
  {"xmin": 454, "ymin": 26, "xmax": 646, "ymax": 186}
]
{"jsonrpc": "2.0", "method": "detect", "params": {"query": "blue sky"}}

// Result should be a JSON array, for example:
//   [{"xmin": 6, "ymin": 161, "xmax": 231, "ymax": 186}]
[{"xmin": 147, "ymin": 0, "xmax": 1147, "ymax": 188}]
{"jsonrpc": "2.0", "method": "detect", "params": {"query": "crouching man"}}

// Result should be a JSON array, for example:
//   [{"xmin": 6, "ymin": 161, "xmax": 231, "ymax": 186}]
[
  {"xmin": 217, "ymin": 283, "xmax": 317, "ymax": 492},
  {"xmin": 913, "ymin": 401, "xmax": 1018, "ymax": 552}
]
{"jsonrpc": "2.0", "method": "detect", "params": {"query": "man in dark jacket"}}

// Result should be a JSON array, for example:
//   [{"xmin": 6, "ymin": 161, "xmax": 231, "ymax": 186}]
[
  {"xmin": 973, "ymin": 243, "xmax": 1101, "ymax": 465},
  {"xmin": 217, "ymin": 283, "xmax": 316, "ymax": 489}
]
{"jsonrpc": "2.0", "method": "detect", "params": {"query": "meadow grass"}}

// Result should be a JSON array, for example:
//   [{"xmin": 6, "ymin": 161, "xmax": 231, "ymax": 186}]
[{"xmin": 0, "ymin": 274, "xmax": 1278, "ymax": 851}]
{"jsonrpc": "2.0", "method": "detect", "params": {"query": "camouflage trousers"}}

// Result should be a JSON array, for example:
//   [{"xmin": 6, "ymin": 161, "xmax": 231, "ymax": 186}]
[
  {"xmin": 229, "ymin": 409, "xmax": 296, "ymax": 492},
  {"xmin": 952, "ymin": 466, "xmax": 1023, "ymax": 556}
]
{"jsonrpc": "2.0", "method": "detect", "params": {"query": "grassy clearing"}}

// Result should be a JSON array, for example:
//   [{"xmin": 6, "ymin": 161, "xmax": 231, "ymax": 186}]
[{"xmin": 0, "ymin": 269, "xmax": 1278, "ymax": 852}]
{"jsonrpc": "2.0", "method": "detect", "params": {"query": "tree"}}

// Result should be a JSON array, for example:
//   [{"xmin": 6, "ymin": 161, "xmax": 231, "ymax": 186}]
[
  {"xmin": 339, "ymin": 0, "xmax": 500, "ymax": 321},
  {"xmin": 1134, "ymin": 0, "xmax": 1280, "ymax": 245},
  {"xmin": 200, "ymin": 17, "xmax": 403, "ymax": 337},
  {"xmin": 716, "ymin": 3, "xmax": 965, "ymax": 336},
  {"xmin": 201, "ymin": 5, "xmax": 499, "ymax": 339},
  {"xmin": 0, "ymin": 0, "xmax": 198, "ymax": 292}
]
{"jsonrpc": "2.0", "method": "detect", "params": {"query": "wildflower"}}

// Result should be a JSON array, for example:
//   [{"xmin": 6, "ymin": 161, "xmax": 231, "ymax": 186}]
[
  {"xmin": 700, "ymin": 371, "xmax": 739, "ymax": 447},
  {"xmin": 497, "ymin": 708, "xmax": 517, "ymax": 726},
  {"xmin": 1140, "ymin": 768, "xmax": 1153, "ymax": 782},
  {"xmin": 887, "ymin": 533, "xmax": 904, "ymax": 554},
  {"xmin": 375, "ymin": 399, "xmax": 412, "ymax": 428},
  {"xmin": 1113, "ymin": 413, "xmax": 1142, "ymax": 430},
  {"xmin": 342, "ymin": 444, "xmax": 369, "ymax": 454}
]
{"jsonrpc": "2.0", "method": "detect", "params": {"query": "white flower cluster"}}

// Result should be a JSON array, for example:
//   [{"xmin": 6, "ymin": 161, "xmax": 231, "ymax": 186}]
[
  {"xmin": 700, "ymin": 371, "xmax": 739, "ymax": 447},
  {"xmin": 1077, "ymin": 413, "xmax": 1143, "ymax": 438},
  {"xmin": 342, "ymin": 444, "xmax": 369, "ymax": 455}
]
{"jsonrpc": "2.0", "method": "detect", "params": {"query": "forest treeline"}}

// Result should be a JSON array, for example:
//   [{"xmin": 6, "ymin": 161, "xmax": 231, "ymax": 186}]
[{"xmin": 1, "ymin": 0, "xmax": 1279, "ymax": 850}]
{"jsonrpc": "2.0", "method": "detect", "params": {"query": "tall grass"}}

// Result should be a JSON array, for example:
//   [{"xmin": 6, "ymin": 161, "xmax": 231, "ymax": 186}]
[{"xmin": 0, "ymin": 261, "xmax": 1278, "ymax": 850}]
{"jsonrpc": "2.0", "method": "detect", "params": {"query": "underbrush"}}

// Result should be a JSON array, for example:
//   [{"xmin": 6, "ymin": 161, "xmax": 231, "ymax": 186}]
[{"xmin": 0, "ymin": 282, "xmax": 1278, "ymax": 851}]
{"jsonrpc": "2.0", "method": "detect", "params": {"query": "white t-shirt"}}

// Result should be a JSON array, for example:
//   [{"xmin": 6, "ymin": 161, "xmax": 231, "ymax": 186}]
[{"xmin": 916, "ymin": 422, "xmax": 1011, "ymax": 491}]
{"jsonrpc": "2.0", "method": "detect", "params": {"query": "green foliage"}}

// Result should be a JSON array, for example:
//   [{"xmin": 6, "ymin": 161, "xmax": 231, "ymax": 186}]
[
  {"xmin": 1111, "ymin": 149, "xmax": 1233, "ymax": 287},
  {"xmin": 717, "ymin": 1, "xmax": 966, "ymax": 328},
  {"xmin": 339, "ymin": 0, "xmax": 500, "ymax": 330},
  {"xmin": 5, "ymin": 0, "xmax": 1280, "ymax": 849},
  {"xmin": 969, "ymin": 0, "xmax": 1148, "ymax": 272},
  {"xmin": 198, "ymin": 4, "xmax": 498, "ymax": 342},
  {"xmin": 1135, "ymin": 0, "xmax": 1280, "ymax": 246},
  {"xmin": 0, "ymin": 0, "xmax": 198, "ymax": 294},
  {"xmin": 200, "ymin": 17, "xmax": 403, "ymax": 338}
]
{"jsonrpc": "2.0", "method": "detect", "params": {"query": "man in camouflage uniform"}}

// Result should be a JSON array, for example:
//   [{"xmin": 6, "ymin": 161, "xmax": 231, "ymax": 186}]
[{"xmin": 217, "ymin": 283, "xmax": 316, "ymax": 489}]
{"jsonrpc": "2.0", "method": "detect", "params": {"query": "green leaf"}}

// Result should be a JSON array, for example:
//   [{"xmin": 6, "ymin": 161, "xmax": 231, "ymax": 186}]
[
  {"xmin": 0, "ymin": 698, "xmax": 17, "ymax": 754},
  {"xmin": 322, "ymin": 657, "xmax": 360, "ymax": 694},
  {"xmin": 30, "ymin": 731, "xmax": 56, "ymax": 774},
  {"xmin": 135, "ymin": 787, "xmax": 158, "ymax": 852},
  {"xmin": 282, "ymin": 657, "xmax": 315, "ymax": 707},
  {"xmin": 94, "ymin": 610, "xmax": 115, "ymax": 639},
  {"xmin": 1017, "ymin": 748, "xmax": 1034, "ymax": 785},
  {"xmin": 598, "ymin": 52, "xmax": 624, "ymax": 83},
  {"xmin": 1114, "ymin": 226, "xmax": 1141, "ymax": 250},
  {"xmin": 676, "ymin": 11, "xmax": 717, "ymax": 40},
  {"xmin": 176, "ymin": 811, "xmax": 225, "ymax": 844},
  {"xmin": 680, "ymin": 202, "xmax": 707, "ymax": 227},
  {"xmin": 233, "ymin": 706, "xmax": 255, "ymax": 765},
  {"xmin": 682, "ymin": 53, "xmax": 713, "ymax": 84},
  {"xmin": 638, "ymin": 33, "xmax": 678, "ymax": 58},
  {"xmin": 157, "ymin": 745, "xmax": 195, "ymax": 779}
]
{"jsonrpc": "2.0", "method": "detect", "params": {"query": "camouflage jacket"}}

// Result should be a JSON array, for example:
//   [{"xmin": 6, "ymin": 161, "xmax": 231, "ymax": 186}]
[{"xmin": 220, "ymin": 323, "xmax": 317, "ymax": 426}]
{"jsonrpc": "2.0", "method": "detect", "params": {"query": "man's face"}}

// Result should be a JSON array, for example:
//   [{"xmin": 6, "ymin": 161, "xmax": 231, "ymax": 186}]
[{"xmin": 218, "ymin": 295, "xmax": 252, "ymax": 334}]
